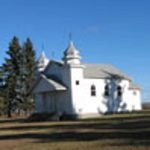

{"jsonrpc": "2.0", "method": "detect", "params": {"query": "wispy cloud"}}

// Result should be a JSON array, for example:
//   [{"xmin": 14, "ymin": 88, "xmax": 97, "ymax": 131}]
[{"xmin": 87, "ymin": 26, "xmax": 99, "ymax": 33}]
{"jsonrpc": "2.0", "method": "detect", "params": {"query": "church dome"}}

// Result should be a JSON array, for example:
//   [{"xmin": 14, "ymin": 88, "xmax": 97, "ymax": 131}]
[{"xmin": 63, "ymin": 41, "xmax": 81, "ymax": 64}]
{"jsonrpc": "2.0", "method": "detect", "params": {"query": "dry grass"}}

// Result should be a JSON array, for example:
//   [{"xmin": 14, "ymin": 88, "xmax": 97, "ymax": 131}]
[{"xmin": 0, "ymin": 111, "xmax": 150, "ymax": 150}]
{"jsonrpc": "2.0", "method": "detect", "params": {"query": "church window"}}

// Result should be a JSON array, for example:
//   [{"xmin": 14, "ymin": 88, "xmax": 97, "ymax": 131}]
[
  {"xmin": 133, "ymin": 91, "xmax": 137, "ymax": 96},
  {"xmin": 117, "ymin": 86, "xmax": 122, "ymax": 97},
  {"xmin": 91, "ymin": 85, "xmax": 96, "ymax": 96},
  {"xmin": 104, "ymin": 84, "xmax": 110, "ymax": 96},
  {"xmin": 76, "ymin": 80, "xmax": 79, "ymax": 85}
]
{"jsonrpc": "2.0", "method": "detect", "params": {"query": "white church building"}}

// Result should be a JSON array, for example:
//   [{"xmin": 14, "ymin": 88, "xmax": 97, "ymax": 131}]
[{"xmin": 31, "ymin": 41, "xmax": 142, "ymax": 118}]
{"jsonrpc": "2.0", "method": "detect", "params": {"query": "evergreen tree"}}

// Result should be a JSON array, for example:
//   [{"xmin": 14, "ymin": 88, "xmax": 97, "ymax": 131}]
[
  {"xmin": 19, "ymin": 38, "xmax": 36, "ymax": 113},
  {"xmin": 24, "ymin": 38, "xmax": 36, "ymax": 86},
  {"xmin": 0, "ymin": 71, "xmax": 6, "ymax": 115},
  {"xmin": 1, "ymin": 36, "xmax": 21, "ymax": 117},
  {"xmin": 0, "ymin": 37, "xmax": 36, "ymax": 117}
]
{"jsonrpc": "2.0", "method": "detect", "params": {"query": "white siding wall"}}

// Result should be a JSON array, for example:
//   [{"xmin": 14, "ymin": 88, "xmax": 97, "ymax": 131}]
[
  {"xmin": 69, "ymin": 65, "xmax": 141, "ymax": 116},
  {"xmin": 71, "ymin": 77, "xmax": 108, "ymax": 115},
  {"xmin": 125, "ymin": 89, "xmax": 142, "ymax": 111},
  {"xmin": 60, "ymin": 65, "xmax": 76, "ymax": 114},
  {"xmin": 35, "ymin": 94, "xmax": 44, "ymax": 113}
]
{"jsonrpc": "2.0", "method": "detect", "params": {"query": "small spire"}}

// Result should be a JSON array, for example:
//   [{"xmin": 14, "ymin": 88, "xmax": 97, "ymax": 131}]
[
  {"xmin": 37, "ymin": 51, "xmax": 49, "ymax": 72},
  {"xmin": 41, "ymin": 51, "xmax": 46, "ymax": 58}
]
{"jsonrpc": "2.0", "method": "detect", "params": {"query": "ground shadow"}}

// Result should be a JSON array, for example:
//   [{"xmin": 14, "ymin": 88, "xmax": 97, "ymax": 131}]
[
  {"xmin": 0, "ymin": 113, "xmax": 150, "ymax": 147},
  {"xmin": 0, "ymin": 130, "xmax": 150, "ymax": 146}
]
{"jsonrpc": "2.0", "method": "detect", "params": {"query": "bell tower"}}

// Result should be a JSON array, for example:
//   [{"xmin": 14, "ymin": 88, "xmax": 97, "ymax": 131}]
[{"xmin": 62, "ymin": 41, "xmax": 85, "ymax": 115}]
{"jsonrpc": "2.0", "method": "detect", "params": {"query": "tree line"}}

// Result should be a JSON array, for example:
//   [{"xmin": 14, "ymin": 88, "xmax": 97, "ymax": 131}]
[{"xmin": 0, "ymin": 36, "xmax": 36, "ymax": 117}]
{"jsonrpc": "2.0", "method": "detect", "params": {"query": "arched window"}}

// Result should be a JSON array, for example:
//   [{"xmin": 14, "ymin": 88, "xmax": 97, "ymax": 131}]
[
  {"xmin": 104, "ymin": 84, "xmax": 110, "ymax": 96},
  {"xmin": 117, "ymin": 86, "xmax": 122, "ymax": 97},
  {"xmin": 91, "ymin": 85, "xmax": 96, "ymax": 96},
  {"xmin": 133, "ymin": 91, "xmax": 137, "ymax": 96}
]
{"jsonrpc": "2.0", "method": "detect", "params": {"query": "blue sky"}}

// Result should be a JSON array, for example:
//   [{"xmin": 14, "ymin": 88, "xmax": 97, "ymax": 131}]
[{"xmin": 0, "ymin": 0, "xmax": 150, "ymax": 102}]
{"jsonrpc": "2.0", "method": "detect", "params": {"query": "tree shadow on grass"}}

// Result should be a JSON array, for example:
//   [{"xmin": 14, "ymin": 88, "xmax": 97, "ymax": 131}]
[
  {"xmin": 0, "ymin": 130, "xmax": 150, "ymax": 146},
  {"xmin": 0, "ymin": 114, "xmax": 150, "ymax": 147},
  {"xmin": 0, "ymin": 118, "xmax": 150, "ymax": 131},
  {"xmin": 0, "ymin": 118, "xmax": 25, "ymax": 124}
]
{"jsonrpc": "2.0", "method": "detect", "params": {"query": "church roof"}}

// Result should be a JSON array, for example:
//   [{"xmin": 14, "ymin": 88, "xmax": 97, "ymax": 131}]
[
  {"xmin": 83, "ymin": 64, "xmax": 131, "ymax": 80},
  {"xmin": 30, "ymin": 74, "xmax": 66, "ymax": 94},
  {"xmin": 129, "ymin": 82, "xmax": 140, "ymax": 90},
  {"xmin": 42, "ymin": 75, "xmax": 66, "ymax": 91}
]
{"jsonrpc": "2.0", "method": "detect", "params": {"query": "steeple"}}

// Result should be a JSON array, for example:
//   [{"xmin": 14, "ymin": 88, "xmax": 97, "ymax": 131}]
[
  {"xmin": 63, "ymin": 41, "xmax": 81, "ymax": 65},
  {"xmin": 37, "ymin": 51, "xmax": 49, "ymax": 72}
]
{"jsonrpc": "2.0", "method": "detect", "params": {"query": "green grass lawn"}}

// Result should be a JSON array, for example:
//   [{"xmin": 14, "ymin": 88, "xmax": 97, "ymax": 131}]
[{"xmin": 0, "ymin": 111, "xmax": 150, "ymax": 150}]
